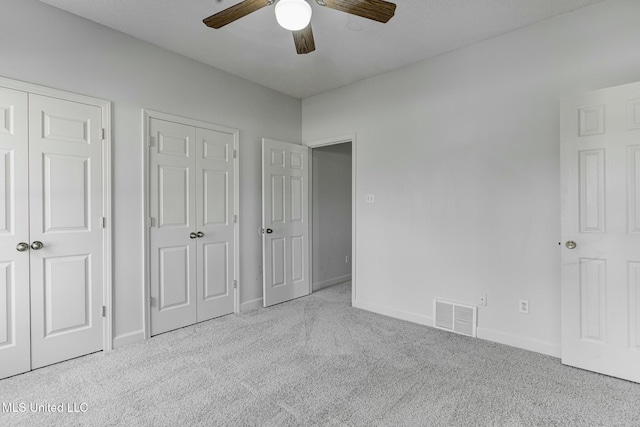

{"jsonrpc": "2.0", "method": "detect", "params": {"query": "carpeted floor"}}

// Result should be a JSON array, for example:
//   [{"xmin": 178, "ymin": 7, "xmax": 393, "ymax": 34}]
[{"xmin": 1, "ymin": 282, "xmax": 639, "ymax": 426}]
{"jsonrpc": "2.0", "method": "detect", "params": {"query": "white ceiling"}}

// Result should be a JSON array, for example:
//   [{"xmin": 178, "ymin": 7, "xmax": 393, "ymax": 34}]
[{"xmin": 38, "ymin": 0, "xmax": 606, "ymax": 99}]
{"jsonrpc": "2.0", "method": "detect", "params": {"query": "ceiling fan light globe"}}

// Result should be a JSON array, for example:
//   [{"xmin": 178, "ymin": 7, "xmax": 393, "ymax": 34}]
[{"xmin": 275, "ymin": 0, "xmax": 312, "ymax": 31}]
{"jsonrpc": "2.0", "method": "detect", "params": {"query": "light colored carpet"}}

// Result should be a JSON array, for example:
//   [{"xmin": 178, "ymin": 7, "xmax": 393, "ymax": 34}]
[{"xmin": 1, "ymin": 282, "xmax": 639, "ymax": 426}]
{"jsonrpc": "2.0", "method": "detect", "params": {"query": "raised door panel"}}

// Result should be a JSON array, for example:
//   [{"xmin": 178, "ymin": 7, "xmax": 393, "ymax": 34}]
[
  {"xmin": 158, "ymin": 165, "xmax": 190, "ymax": 228},
  {"xmin": 159, "ymin": 246, "xmax": 191, "ymax": 310},
  {"xmin": 579, "ymin": 258, "xmax": 606, "ymax": 342},
  {"xmin": 629, "ymin": 146, "xmax": 640, "ymax": 234},
  {"xmin": 28, "ymin": 94, "xmax": 103, "ymax": 369},
  {"xmin": 43, "ymin": 255, "xmax": 92, "ymax": 337},
  {"xmin": 43, "ymin": 154, "xmax": 90, "ymax": 232},
  {"xmin": 149, "ymin": 118, "xmax": 197, "ymax": 335},
  {"xmin": 579, "ymin": 149, "xmax": 606, "ymax": 233},
  {"xmin": 629, "ymin": 262, "xmax": 640, "ymax": 351},
  {"xmin": 195, "ymin": 127, "xmax": 235, "ymax": 321},
  {"xmin": 203, "ymin": 242, "xmax": 228, "ymax": 300},
  {"xmin": 0, "ymin": 87, "xmax": 30, "ymax": 380}
]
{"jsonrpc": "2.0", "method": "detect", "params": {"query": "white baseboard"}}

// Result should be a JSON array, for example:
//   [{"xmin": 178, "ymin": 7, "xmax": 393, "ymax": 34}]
[
  {"xmin": 313, "ymin": 274, "xmax": 352, "ymax": 292},
  {"xmin": 240, "ymin": 297, "xmax": 263, "ymax": 313},
  {"xmin": 353, "ymin": 300, "xmax": 433, "ymax": 327},
  {"xmin": 476, "ymin": 327, "xmax": 561, "ymax": 358},
  {"xmin": 353, "ymin": 300, "xmax": 561, "ymax": 358},
  {"xmin": 113, "ymin": 329, "xmax": 145, "ymax": 349}
]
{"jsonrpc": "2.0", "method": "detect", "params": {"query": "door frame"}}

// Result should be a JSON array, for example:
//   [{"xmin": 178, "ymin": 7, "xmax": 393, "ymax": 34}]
[
  {"xmin": 142, "ymin": 109, "xmax": 240, "ymax": 340},
  {"xmin": 0, "ymin": 75, "xmax": 114, "ymax": 352},
  {"xmin": 304, "ymin": 134, "xmax": 357, "ymax": 303}
]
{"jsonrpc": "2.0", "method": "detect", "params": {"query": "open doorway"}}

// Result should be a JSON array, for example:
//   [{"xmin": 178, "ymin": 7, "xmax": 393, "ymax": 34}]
[{"xmin": 311, "ymin": 141, "xmax": 353, "ymax": 299}]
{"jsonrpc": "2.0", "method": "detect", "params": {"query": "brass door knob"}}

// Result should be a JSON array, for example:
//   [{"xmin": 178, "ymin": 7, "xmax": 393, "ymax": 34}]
[{"xmin": 565, "ymin": 241, "xmax": 577, "ymax": 250}]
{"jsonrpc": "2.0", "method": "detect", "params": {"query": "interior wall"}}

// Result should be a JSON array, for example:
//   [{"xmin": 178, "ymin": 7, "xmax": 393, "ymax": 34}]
[
  {"xmin": 0, "ymin": 0, "xmax": 301, "ymax": 346},
  {"xmin": 312, "ymin": 143, "xmax": 352, "ymax": 291},
  {"xmin": 302, "ymin": 0, "xmax": 640, "ymax": 356}
]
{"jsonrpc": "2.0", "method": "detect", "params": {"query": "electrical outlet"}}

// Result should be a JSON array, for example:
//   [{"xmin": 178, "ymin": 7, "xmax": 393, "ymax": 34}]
[
  {"xmin": 365, "ymin": 194, "xmax": 375, "ymax": 204},
  {"xmin": 345, "ymin": 255, "xmax": 350, "ymax": 263},
  {"xmin": 479, "ymin": 294, "xmax": 487, "ymax": 306},
  {"xmin": 519, "ymin": 299, "xmax": 529, "ymax": 314}
]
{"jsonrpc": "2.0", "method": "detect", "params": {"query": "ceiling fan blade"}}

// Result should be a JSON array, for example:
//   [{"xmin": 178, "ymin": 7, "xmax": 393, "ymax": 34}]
[
  {"xmin": 203, "ymin": 0, "xmax": 273, "ymax": 29},
  {"xmin": 293, "ymin": 24, "xmax": 316, "ymax": 54},
  {"xmin": 320, "ymin": 0, "xmax": 396, "ymax": 23}
]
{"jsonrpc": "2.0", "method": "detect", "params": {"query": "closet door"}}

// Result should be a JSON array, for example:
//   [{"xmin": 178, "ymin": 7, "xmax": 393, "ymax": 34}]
[
  {"xmin": 195, "ymin": 127, "xmax": 235, "ymax": 321},
  {"xmin": 149, "ymin": 118, "xmax": 197, "ymax": 335},
  {"xmin": 28, "ymin": 94, "xmax": 104, "ymax": 369},
  {"xmin": 0, "ymin": 87, "xmax": 30, "ymax": 379}
]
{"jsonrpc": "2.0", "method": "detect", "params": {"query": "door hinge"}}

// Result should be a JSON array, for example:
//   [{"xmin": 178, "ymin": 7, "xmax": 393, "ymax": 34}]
[
  {"xmin": 101, "ymin": 128, "xmax": 106, "ymax": 140},
  {"xmin": 101, "ymin": 306, "xmax": 106, "ymax": 317},
  {"xmin": 149, "ymin": 136, "xmax": 156, "ymax": 147},
  {"xmin": 234, "ymin": 214, "xmax": 238, "ymax": 223},
  {"xmin": 233, "ymin": 280, "xmax": 237, "ymax": 289},
  {"xmin": 100, "ymin": 217, "xmax": 106, "ymax": 228},
  {"xmin": 233, "ymin": 149, "xmax": 237, "ymax": 159},
  {"xmin": 150, "ymin": 297, "xmax": 156, "ymax": 307},
  {"xmin": 148, "ymin": 217, "xmax": 155, "ymax": 227}
]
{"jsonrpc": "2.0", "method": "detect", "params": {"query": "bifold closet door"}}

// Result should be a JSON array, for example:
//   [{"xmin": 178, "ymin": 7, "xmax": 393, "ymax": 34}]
[
  {"xmin": 0, "ymin": 87, "xmax": 30, "ymax": 379},
  {"xmin": 195, "ymin": 127, "xmax": 235, "ymax": 321},
  {"xmin": 28, "ymin": 94, "xmax": 104, "ymax": 369},
  {"xmin": 0, "ymin": 90, "xmax": 104, "ymax": 379},
  {"xmin": 149, "ymin": 119, "xmax": 236, "ymax": 335},
  {"xmin": 149, "ymin": 118, "xmax": 198, "ymax": 336}
]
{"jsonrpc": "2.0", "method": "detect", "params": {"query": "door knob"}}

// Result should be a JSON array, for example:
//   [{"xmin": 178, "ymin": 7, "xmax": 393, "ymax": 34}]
[
  {"xmin": 196, "ymin": 231, "xmax": 204, "ymax": 238},
  {"xmin": 31, "ymin": 241, "xmax": 44, "ymax": 250},
  {"xmin": 565, "ymin": 241, "xmax": 577, "ymax": 250},
  {"xmin": 190, "ymin": 232, "xmax": 197, "ymax": 239},
  {"xmin": 16, "ymin": 242, "xmax": 29, "ymax": 252},
  {"xmin": 266, "ymin": 228, "xmax": 273, "ymax": 234}
]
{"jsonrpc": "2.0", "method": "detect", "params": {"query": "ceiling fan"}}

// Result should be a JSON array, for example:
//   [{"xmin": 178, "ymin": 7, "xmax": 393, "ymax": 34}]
[{"xmin": 203, "ymin": 0, "xmax": 397, "ymax": 55}]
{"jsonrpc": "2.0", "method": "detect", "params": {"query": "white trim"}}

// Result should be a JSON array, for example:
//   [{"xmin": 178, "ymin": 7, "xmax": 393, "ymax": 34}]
[
  {"xmin": 356, "ymin": 298, "xmax": 561, "ymax": 357},
  {"xmin": 142, "ymin": 109, "xmax": 240, "ymax": 340},
  {"xmin": 233, "ymin": 135, "xmax": 240, "ymax": 315},
  {"xmin": 477, "ymin": 327, "xmax": 561, "ymax": 358},
  {"xmin": 112, "ymin": 330, "xmax": 146, "ymax": 349},
  {"xmin": 313, "ymin": 275, "xmax": 352, "ymax": 292},
  {"xmin": 102, "ymin": 102, "xmax": 113, "ymax": 352},
  {"xmin": 142, "ymin": 111, "xmax": 151, "ymax": 340},
  {"xmin": 304, "ymin": 134, "xmax": 357, "ymax": 303},
  {"xmin": 0, "ymin": 75, "xmax": 114, "ymax": 353},
  {"xmin": 353, "ymin": 300, "xmax": 434, "ymax": 327},
  {"xmin": 240, "ymin": 298, "xmax": 264, "ymax": 313}
]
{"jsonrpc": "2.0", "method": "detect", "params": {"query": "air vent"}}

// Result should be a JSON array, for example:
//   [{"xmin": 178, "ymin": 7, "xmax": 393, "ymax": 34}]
[{"xmin": 433, "ymin": 299, "xmax": 477, "ymax": 338}]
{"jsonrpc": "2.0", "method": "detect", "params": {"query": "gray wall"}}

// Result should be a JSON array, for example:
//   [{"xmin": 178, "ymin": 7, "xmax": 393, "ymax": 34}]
[
  {"xmin": 312, "ymin": 143, "xmax": 352, "ymax": 291},
  {"xmin": 302, "ymin": 0, "xmax": 640, "ymax": 356},
  {"xmin": 0, "ymin": 0, "xmax": 301, "ymax": 346}
]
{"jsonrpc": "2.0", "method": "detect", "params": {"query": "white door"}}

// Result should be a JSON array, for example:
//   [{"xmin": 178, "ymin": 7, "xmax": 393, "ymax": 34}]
[
  {"xmin": 195, "ymin": 127, "xmax": 235, "ymax": 321},
  {"xmin": 149, "ymin": 118, "xmax": 197, "ymax": 335},
  {"xmin": 262, "ymin": 139, "xmax": 310, "ymax": 307},
  {"xmin": 561, "ymin": 81, "xmax": 640, "ymax": 383},
  {"xmin": 0, "ymin": 87, "xmax": 30, "ymax": 379},
  {"xmin": 149, "ymin": 118, "xmax": 236, "ymax": 335},
  {"xmin": 28, "ymin": 94, "xmax": 104, "ymax": 369}
]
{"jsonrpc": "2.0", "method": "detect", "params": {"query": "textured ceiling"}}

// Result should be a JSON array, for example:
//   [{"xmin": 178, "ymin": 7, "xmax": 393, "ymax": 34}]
[{"xmin": 38, "ymin": 0, "xmax": 606, "ymax": 99}]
